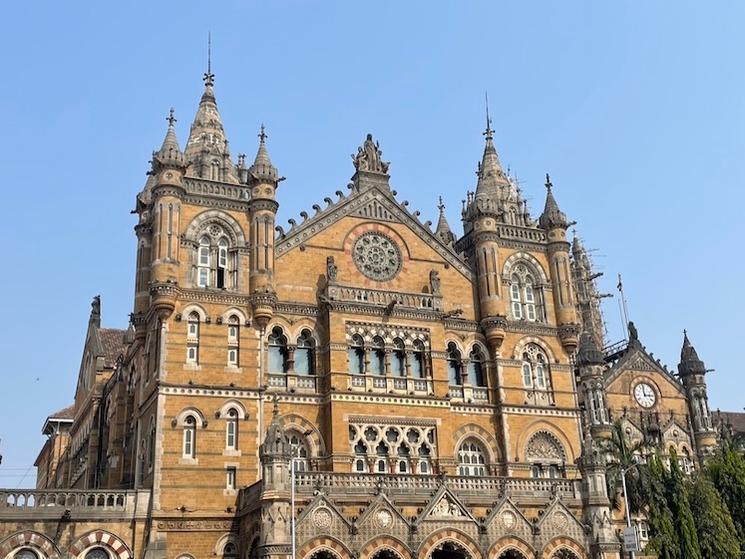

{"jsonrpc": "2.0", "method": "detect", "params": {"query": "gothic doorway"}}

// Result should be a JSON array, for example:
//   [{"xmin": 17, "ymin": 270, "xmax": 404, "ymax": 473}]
[
  {"xmin": 551, "ymin": 550, "xmax": 579, "ymax": 559},
  {"xmin": 431, "ymin": 542, "xmax": 470, "ymax": 559},
  {"xmin": 498, "ymin": 551, "xmax": 528, "ymax": 559}
]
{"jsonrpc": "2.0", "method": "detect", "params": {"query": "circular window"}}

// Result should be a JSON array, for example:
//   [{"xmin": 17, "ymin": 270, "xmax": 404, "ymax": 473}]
[{"xmin": 352, "ymin": 232, "xmax": 402, "ymax": 281}]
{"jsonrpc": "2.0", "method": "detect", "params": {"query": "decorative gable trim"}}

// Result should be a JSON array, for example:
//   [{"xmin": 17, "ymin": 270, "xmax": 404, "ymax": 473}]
[
  {"xmin": 604, "ymin": 344, "xmax": 684, "ymax": 396},
  {"xmin": 275, "ymin": 186, "xmax": 471, "ymax": 279},
  {"xmin": 416, "ymin": 485, "xmax": 478, "ymax": 526}
]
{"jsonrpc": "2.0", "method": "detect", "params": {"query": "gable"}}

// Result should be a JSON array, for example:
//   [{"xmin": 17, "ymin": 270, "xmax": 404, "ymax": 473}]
[
  {"xmin": 604, "ymin": 345, "xmax": 685, "ymax": 397},
  {"xmin": 275, "ymin": 184, "xmax": 471, "ymax": 279},
  {"xmin": 356, "ymin": 493, "xmax": 410, "ymax": 534},
  {"xmin": 296, "ymin": 494, "xmax": 351, "ymax": 542},
  {"xmin": 416, "ymin": 487, "xmax": 478, "ymax": 526},
  {"xmin": 536, "ymin": 498, "xmax": 585, "ymax": 540},
  {"xmin": 485, "ymin": 497, "xmax": 532, "ymax": 539}
]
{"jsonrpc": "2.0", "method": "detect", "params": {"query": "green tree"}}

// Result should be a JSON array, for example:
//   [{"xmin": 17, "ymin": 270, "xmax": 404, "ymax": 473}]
[
  {"xmin": 666, "ymin": 451, "xmax": 701, "ymax": 559},
  {"xmin": 689, "ymin": 474, "xmax": 741, "ymax": 558},
  {"xmin": 602, "ymin": 421, "xmax": 649, "ymax": 512},
  {"xmin": 707, "ymin": 434, "xmax": 745, "ymax": 549},
  {"xmin": 646, "ymin": 454, "xmax": 680, "ymax": 559}
]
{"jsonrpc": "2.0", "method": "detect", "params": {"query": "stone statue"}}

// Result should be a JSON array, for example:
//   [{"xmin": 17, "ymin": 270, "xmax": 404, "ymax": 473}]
[
  {"xmin": 326, "ymin": 256, "xmax": 338, "ymax": 282},
  {"xmin": 429, "ymin": 270, "xmax": 441, "ymax": 295},
  {"xmin": 91, "ymin": 295, "xmax": 101, "ymax": 316},
  {"xmin": 352, "ymin": 134, "xmax": 390, "ymax": 173},
  {"xmin": 628, "ymin": 321, "xmax": 638, "ymax": 341}
]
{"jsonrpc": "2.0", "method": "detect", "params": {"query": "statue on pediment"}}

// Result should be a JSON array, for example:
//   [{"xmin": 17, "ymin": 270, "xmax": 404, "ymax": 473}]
[{"xmin": 352, "ymin": 133, "xmax": 390, "ymax": 174}]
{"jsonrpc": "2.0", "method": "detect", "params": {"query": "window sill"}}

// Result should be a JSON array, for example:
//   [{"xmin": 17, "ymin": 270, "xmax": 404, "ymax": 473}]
[
  {"xmin": 223, "ymin": 449, "xmax": 242, "ymax": 457},
  {"xmin": 224, "ymin": 366, "xmax": 243, "ymax": 373},
  {"xmin": 223, "ymin": 489, "xmax": 237, "ymax": 496},
  {"xmin": 183, "ymin": 363, "xmax": 202, "ymax": 371},
  {"xmin": 178, "ymin": 457, "xmax": 199, "ymax": 465}
]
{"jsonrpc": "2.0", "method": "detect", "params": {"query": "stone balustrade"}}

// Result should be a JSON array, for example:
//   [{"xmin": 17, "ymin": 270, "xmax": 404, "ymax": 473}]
[
  {"xmin": 184, "ymin": 178, "xmax": 248, "ymax": 202},
  {"xmin": 327, "ymin": 284, "xmax": 443, "ymax": 312},
  {"xmin": 0, "ymin": 489, "xmax": 151, "ymax": 518}
]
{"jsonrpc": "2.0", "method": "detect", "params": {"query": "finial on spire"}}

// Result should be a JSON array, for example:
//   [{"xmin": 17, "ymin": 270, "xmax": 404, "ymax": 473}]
[
  {"xmin": 484, "ymin": 91, "xmax": 493, "ymax": 140},
  {"xmin": 166, "ymin": 108, "xmax": 177, "ymax": 128},
  {"xmin": 203, "ymin": 32, "xmax": 215, "ymax": 86},
  {"xmin": 438, "ymin": 196, "xmax": 445, "ymax": 212},
  {"xmin": 545, "ymin": 173, "xmax": 553, "ymax": 190},
  {"xmin": 258, "ymin": 123, "xmax": 267, "ymax": 144}
]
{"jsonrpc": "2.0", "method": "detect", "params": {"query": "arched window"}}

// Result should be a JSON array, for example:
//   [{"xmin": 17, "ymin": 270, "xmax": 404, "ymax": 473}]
[
  {"xmin": 217, "ymin": 237, "xmax": 228, "ymax": 288},
  {"xmin": 521, "ymin": 344, "xmax": 550, "ymax": 390},
  {"xmin": 349, "ymin": 334, "xmax": 365, "ymax": 374},
  {"xmin": 268, "ymin": 327, "xmax": 289, "ymax": 373},
  {"xmin": 509, "ymin": 264, "xmax": 541, "ymax": 321},
  {"xmin": 287, "ymin": 431, "xmax": 309, "ymax": 471},
  {"xmin": 354, "ymin": 440, "xmax": 368, "ymax": 472},
  {"xmin": 227, "ymin": 315, "xmax": 240, "ymax": 367},
  {"xmin": 295, "ymin": 330, "xmax": 315, "ymax": 375},
  {"xmin": 225, "ymin": 408, "xmax": 238, "ymax": 450},
  {"xmin": 411, "ymin": 340, "xmax": 425, "ymax": 379},
  {"xmin": 376, "ymin": 441, "xmax": 389, "ymax": 473},
  {"xmin": 370, "ymin": 336, "xmax": 385, "ymax": 375},
  {"xmin": 447, "ymin": 343, "xmax": 462, "ymax": 386},
  {"xmin": 418, "ymin": 443, "xmax": 432, "ymax": 474},
  {"xmin": 458, "ymin": 439, "xmax": 486, "ymax": 476},
  {"xmin": 15, "ymin": 550, "xmax": 39, "ymax": 559},
  {"xmin": 526, "ymin": 431, "xmax": 565, "ymax": 479},
  {"xmin": 183, "ymin": 415, "xmax": 197, "ymax": 458},
  {"xmin": 467, "ymin": 347, "xmax": 485, "ymax": 387},
  {"xmin": 85, "ymin": 549, "xmax": 110, "ymax": 559},
  {"xmin": 198, "ymin": 236, "xmax": 211, "ymax": 287},
  {"xmin": 186, "ymin": 312, "xmax": 200, "ymax": 364},
  {"xmin": 391, "ymin": 338, "xmax": 405, "ymax": 377}
]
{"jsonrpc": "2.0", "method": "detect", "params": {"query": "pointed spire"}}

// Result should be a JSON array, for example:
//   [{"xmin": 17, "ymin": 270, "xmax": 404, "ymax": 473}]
[
  {"xmin": 150, "ymin": 108, "xmax": 186, "ymax": 174},
  {"xmin": 679, "ymin": 330, "xmax": 707, "ymax": 377},
  {"xmin": 474, "ymin": 107, "xmax": 509, "ymax": 199},
  {"xmin": 260, "ymin": 395, "xmax": 290, "ymax": 459},
  {"xmin": 183, "ymin": 40, "xmax": 238, "ymax": 183},
  {"xmin": 248, "ymin": 124, "xmax": 280, "ymax": 185},
  {"xmin": 435, "ymin": 196, "xmax": 456, "ymax": 245},
  {"xmin": 539, "ymin": 173, "xmax": 569, "ymax": 229}
]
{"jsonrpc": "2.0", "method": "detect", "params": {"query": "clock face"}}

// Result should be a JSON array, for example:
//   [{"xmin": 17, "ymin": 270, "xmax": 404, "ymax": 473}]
[{"xmin": 634, "ymin": 382, "xmax": 656, "ymax": 408}]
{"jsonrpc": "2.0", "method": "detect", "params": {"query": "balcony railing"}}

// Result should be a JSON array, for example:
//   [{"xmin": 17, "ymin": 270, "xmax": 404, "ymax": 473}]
[
  {"xmin": 326, "ymin": 284, "xmax": 443, "ymax": 312},
  {"xmin": 448, "ymin": 385, "xmax": 490, "ymax": 403},
  {"xmin": 267, "ymin": 373, "xmax": 318, "ymax": 393},
  {"xmin": 350, "ymin": 374, "xmax": 433, "ymax": 395},
  {"xmin": 0, "ymin": 489, "xmax": 151, "ymax": 516},
  {"xmin": 290, "ymin": 472, "xmax": 580, "ymax": 499}
]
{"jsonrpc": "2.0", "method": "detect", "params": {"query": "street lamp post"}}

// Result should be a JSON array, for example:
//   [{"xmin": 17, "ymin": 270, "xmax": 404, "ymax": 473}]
[{"xmin": 620, "ymin": 463, "xmax": 639, "ymax": 559}]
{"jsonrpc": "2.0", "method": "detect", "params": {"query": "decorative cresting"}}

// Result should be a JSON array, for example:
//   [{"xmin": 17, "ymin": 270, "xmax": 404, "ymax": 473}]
[
  {"xmin": 0, "ymin": 531, "xmax": 61, "ymax": 559},
  {"xmin": 352, "ymin": 232, "xmax": 402, "ymax": 281},
  {"xmin": 68, "ymin": 530, "xmax": 132, "ymax": 559}
]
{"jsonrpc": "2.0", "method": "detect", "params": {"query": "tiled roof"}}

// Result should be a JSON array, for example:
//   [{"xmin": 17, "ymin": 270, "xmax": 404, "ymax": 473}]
[
  {"xmin": 99, "ymin": 328, "xmax": 128, "ymax": 367},
  {"xmin": 48, "ymin": 404, "xmax": 75, "ymax": 420},
  {"xmin": 715, "ymin": 411, "xmax": 745, "ymax": 435}
]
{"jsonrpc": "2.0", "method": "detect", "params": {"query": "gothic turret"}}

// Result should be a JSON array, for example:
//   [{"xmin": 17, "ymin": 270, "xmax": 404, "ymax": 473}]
[
  {"xmin": 434, "ymin": 197, "xmax": 456, "ymax": 246},
  {"xmin": 150, "ymin": 109, "xmax": 187, "ymax": 180},
  {"xmin": 678, "ymin": 331, "xmax": 717, "ymax": 459},
  {"xmin": 248, "ymin": 126, "xmax": 282, "ymax": 329},
  {"xmin": 184, "ymin": 69, "xmax": 238, "ymax": 183},
  {"xmin": 571, "ymin": 233, "xmax": 607, "ymax": 350},
  {"xmin": 259, "ymin": 401, "xmax": 292, "ymax": 555},
  {"xmin": 474, "ymin": 122, "xmax": 510, "ymax": 200},
  {"xmin": 540, "ymin": 175, "xmax": 580, "ymax": 352},
  {"xmin": 577, "ymin": 332, "xmax": 612, "ymax": 439}
]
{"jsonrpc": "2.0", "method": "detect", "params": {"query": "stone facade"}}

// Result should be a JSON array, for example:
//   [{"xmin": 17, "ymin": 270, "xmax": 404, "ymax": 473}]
[{"xmin": 0, "ymin": 71, "xmax": 725, "ymax": 559}]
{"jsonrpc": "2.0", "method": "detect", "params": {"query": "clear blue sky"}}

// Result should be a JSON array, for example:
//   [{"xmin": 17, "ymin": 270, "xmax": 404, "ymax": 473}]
[{"xmin": 1, "ymin": 2, "xmax": 743, "ymax": 487}]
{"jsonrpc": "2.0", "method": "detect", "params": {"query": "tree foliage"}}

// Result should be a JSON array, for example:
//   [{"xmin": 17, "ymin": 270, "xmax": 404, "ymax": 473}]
[
  {"xmin": 602, "ymin": 421, "xmax": 649, "ymax": 512},
  {"xmin": 706, "ymin": 433, "xmax": 745, "ymax": 550},
  {"xmin": 689, "ymin": 473, "xmax": 741, "ymax": 558},
  {"xmin": 646, "ymin": 454, "xmax": 681, "ymax": 559},
  {"xmin": 666, "ymin": 452, "xmax": 701, "ymax": 559}
]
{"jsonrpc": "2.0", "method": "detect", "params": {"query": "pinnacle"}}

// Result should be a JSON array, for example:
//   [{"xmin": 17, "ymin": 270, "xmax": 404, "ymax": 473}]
[
  {"xmin": 249, "ymin": 124, "xmax": 279, "ymax": 184},
  {"xmin": 538, "ymin": 173, "xmax": 569, "ymax": 229},
  {"xmin": 435, "ymin": 196, "xmax": 455, "ymax": 245}
]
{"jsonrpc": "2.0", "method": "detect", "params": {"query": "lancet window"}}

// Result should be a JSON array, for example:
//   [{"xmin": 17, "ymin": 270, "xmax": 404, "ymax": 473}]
[
  {"xmin": 183, "ymin": 415, "xmax": 197, "ymax": 458},
  {"xmin": 268, "ymin": 327, "xmax": 289, "ymax": 373},
  {"xmin": 194, "ymin": 224, "xmax": 236, "ymax": 290},
  {"xmin": 227, "ymin": 315, "xmax": 240, "ymax": 367},
  {"xmin": 509, "ymin": 263, "xmax": 543, "ymax": 322},
  {"xmin": 458, "ymin": 439, "xmax": 486, "ymax": 476},
  {"xmin": 467, "ymin": 346, "xmax": 486, "ymax": 387},
  {"xmin": 348, "ymin": 334, "xmax": 365, "ymax": 374},
  {"xmin": 521, "ymin": 344, "xmax": 550, "ymax": 391},
  {"xmin": 294, "ymin": 330, "xmax": 315, "ymax": 375},
  {"xmin": 349, "ymin": 422, "xmax": 436, "ymax": 475},
  {"xmin": 186, "ymin": 312, "xmax": 200, "ymax": 364},
  {"xmin": 287, "ymin": 430, "xmax": 309, "ymax": 471},
  {"xmin": 447, "ymin": 343, "xmax": 463, "ymax": 386},
  {"xmin": 225, "ymin": 408, "xmax": 238, "ymax": 451}
]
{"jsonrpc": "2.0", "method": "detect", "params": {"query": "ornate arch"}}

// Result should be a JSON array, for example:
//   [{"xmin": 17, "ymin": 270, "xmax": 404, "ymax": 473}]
[
  {"xmin": 298, "ymin": 536, "xmax": 352, "ymax": 559},
  {"xmin": 174, "ymin": 407, "xmax": 207, "ymax": 428},
  {"xmin": 184, "ymin": 209, "xmax": 247, "ymax": 246},
  {"xmin": 502, "ymin": 252, "xmax": 548, "ymax": 284},
  {"xmin": 214, "ymin": 533, "xmax": 239, "ymax": 556},
  {"xmin": 515, "ymin": 421, "xmax": 575, "ymax": 464},
  {"xmin": 221, "ymin": 307, "xmax": 249, "ymax": 325},
  {"xmin": 524, "ymin": 430, "xmax": 567, "ymax": 463},
  {"xmin": 418, "ymin": 528, "xmax": 483, "ymax": 559},
  {"xmin": 68, "ymin": 530, "xmax": 132, "ymax": 559},
  {"xmin": 280, "ymin": 413, "xmax": 326, "ymax": 457},
  {"xmin": 487, "ymin": 536, "xmax": 536, "ymax": 559},
  {"xmin": 511, "ymin": 337, "xmax": 557, "ymax": 363},
  {"xmin": 541, "ymin": 537, "xmax": 587, "ymax": 559},
  {"xmin": 359, "ymin": 536, "xmax": 412, "ymax": 559},
  {"xmin": 181, "ymin": 304, "xmax": 208, "ymax": 322},
  {"xmin": 217, "ymin": 399, "xmax": 248, "ymax": 420},
  {"xmin": 0, "ymin": 531, "xmax": 62, "ymax": 559},
  {"xmin": 453, "ymin": 424, "xmax": 501, "ymax": 464}
]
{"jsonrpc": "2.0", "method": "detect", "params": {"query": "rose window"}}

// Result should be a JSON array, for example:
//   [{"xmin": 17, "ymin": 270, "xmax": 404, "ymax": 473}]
[{"xmin": 352, "ymin": 232, "xmax": 402, "ymax": 281}]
